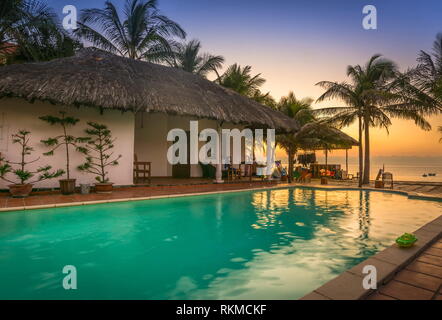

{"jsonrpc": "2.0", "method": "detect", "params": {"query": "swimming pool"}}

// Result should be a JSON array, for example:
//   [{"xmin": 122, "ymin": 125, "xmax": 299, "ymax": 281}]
[{"xmin": 0, "ymin": 187, "xmax": 441, "ymax": 299}]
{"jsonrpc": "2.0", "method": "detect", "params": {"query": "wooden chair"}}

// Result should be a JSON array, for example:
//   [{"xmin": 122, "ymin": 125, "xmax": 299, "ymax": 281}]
[
  {"xmin": 347, "ymin": 172, "xmax": 359, "ymax": 181},
  {"xmin": 299, "ymin": 170, "xmax": 312, "ymax": 183},
  {"xmin": 240, "ymin": 163, "xmax": 253, "ymax": 181},
  {"xmin": 227, "ymin": 165, "xmax": 241, "ymax": 181},
  {"xmin": 133, "ymin": 154, "xmax": 151, "ymax": 184},
  {"xmin": 382, "ymin": 172, "xmax": 394, "ymax": 189}
]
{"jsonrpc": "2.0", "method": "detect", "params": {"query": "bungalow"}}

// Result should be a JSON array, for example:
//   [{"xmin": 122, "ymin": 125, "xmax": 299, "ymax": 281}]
[{"xmin": 0, "ymin": 48, "xmax": 300, "ymax": 189}]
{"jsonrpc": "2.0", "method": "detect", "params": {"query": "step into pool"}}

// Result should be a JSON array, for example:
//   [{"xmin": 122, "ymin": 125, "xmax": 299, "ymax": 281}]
[{"xmin": 0, "ymin": 187, "xmax": 441, "ymax": 299}]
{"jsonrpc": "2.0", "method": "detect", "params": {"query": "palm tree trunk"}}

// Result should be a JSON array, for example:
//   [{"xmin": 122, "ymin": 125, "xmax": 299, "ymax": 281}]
[
  {"xmin": 358, "ymin": 114, "xmax": 363, "ymax": 188},
  {"xmin": 363, "ymin": 115, "xmax": 370, "ymax": 185},
  {"xmin": 287, "ymin": 147, "xmax": 294, "ymax": 183}
]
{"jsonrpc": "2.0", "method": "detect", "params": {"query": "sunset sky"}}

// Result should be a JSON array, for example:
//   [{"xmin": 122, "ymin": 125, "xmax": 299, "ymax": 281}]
[{"xmin": 48, "ymin": 0, "xmax": 442, "ymax": 159}]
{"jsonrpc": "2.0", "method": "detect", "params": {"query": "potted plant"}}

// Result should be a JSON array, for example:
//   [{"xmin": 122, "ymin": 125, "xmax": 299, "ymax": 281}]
[
  {"xmin": 0, "ymin": 130, "xmax": 64, "ymax": 197},
  {"xmin": 77, "ymin": 122, "xmax": 122, "ymax": 193},
  {"xmin": 40, "ymin": 112, "xmax": 89, "ymax": 195}
]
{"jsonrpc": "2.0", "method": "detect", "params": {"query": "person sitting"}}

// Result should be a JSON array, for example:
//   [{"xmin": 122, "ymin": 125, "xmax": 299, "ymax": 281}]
[
  {"xmin": 293, "ymin": 166, "xmax": 302, "ymax": 182},
  {"xmin": 272, "ymin": 161, "xmax": 287, "ymax": 180},
  {"xmin": 280, "ymin": 167, "xmax": 287, "ymax": 181},
  {"xmin": 333, "ymin": 170, "xmax": 342, "ymax": 180}
]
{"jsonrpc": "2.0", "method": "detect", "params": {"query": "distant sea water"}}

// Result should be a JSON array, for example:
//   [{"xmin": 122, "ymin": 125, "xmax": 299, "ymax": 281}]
[
  {"xmin": 279, "ymin": 156, "xmax": 442, "ymax": 182},
  {"xmin": 345, "ymin": 164, "xmax": 442, "ymax": 182}
]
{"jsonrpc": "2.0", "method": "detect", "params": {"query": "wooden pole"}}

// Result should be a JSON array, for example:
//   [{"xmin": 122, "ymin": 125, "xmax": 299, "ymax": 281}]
[
  {"xmin": 325, "ymin": 148, "xmax": 328, "ymax": 168},
  {"xmin": 215, "ymin": 123, "xmax": 224, "ymax": 183}
]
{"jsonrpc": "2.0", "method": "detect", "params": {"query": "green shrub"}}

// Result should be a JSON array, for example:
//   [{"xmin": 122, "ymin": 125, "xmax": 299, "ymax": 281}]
[{"xmin": 0, "ymin": 130, "xmax": 64, "ymax": 185}]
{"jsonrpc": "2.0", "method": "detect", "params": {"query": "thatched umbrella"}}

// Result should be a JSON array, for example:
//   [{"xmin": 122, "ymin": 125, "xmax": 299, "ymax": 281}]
[
  {"xmin": 0, "ymin": 47, "xmax": 300, "ymax": 133},
  {"xmin": 294, "ymin": 122, "xmax": 359, "ymax": 173}
]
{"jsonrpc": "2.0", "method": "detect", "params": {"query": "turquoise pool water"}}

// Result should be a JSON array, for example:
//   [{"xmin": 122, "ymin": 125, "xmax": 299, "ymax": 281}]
[{"xmin": 0, "ymin": 187, "xmax": 441, "ymax": 300}]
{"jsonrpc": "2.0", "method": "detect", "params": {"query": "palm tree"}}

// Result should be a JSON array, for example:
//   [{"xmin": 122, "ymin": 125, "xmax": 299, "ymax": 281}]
[
  {"xmin": 273, "ymin": 92, "xmax": 315, "ymax": 182},
  {"xmin": 274, "ymin": 92, "xmax": 356, "ymax": 183},
  {"xmin": 348, "ymin": 55, "xmax": 397, "ymax": 184},
  {"xmin": 251, "ymin": 90, "xmax": 276, "ymax": 107},
  {"xmin": 1, "ymin": 0, "xmax": 19, "ymax": 46},
  {"xmin": 316, "ymin": 55, "xmax": 433, "ymax": 185},
  {"xmin": 216, "ymin": 63, "xmax": 277, "ymax": 106},
  {"xmin": 0, "ymin": 0, "xmax": 78, "ymax": 63},
  {"xmin": 414, "ymin": 33, "xmax": 442, "ymax": 100},
  {"xmin": 166, "ymin": 39, "xmax": 224, "ymax": 78},
  {"xmin": 217, "ymin": 64, "xmax": 266, "ymax": 97},
  {"xmin": 1, "ymin": 0, "xmax": 49, "ymax": 47},
  {"xmin": 315, "ymin": 82, "xmax": 364, "ymax": 186},
  {"xmin": 439, "ymin": 126, "xmax": 442, "ymax": 143},
  {"xmin": 74, "ymin": 0, "xmax": 186, "ymax": 61},
  {"xmin": 277, "ymin": 92, "xmax": 315, "ymax": 124}
]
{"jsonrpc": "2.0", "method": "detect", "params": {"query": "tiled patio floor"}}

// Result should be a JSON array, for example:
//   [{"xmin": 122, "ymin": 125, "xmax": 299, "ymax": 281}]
[
  {"xmin": 1, "ymin": 178, "xmax": 441, "ymax": 210},
  {"xmin": 367, "ymin": 238, "xmax": 442, "ymax": 300},
  {"xmin": 0, "ymin": 180, "xmax": 278, "ymax": 209},
  {"xmin": 329, "ymin": 180, "xmax": 442, "ymax": 198}
]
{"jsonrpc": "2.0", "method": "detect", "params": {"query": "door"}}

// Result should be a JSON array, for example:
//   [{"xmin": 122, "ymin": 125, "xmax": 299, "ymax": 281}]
[{"xmin": 172, "ymin": 131, "xmax": 191, "ymax": 178}]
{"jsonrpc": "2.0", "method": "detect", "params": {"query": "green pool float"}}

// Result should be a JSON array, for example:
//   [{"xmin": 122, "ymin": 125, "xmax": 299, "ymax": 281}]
[{"xmin": 396, "ymin": 233, "xmax": 418, "ymax": 248}]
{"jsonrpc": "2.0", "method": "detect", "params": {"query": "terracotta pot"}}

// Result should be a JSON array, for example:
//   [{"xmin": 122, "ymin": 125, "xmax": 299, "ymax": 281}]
[
  {"xmin": 320, "ymin": 177, "xmax": 328, "ymax": 185},
  {"xmin": 59, "ymin": 179, "xmax": 76, "ymax": 195},
  {"xmin": 9, "ymin": 184, "xmax": 33, "ymax": 198},
  {"xmin": 95, "ymin": 183, "xmax": 114, "ymax": 193}
]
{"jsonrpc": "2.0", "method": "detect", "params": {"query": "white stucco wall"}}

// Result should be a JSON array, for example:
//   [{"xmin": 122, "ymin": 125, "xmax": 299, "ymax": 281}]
[
  {"xmin": 0, "ymin": 98, "xmax": 135, "ymax": 189},
  {"xmin": 134, "ymin": 113, "xmax": 170, "ymax": 177},
  {"xmin": 134, "ymin": 113, "xmax": 246, "ymax": 178}
]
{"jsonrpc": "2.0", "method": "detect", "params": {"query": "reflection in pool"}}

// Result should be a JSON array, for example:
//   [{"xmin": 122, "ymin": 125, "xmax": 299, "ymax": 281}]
[{"xmin": 0, "ymin": 188, "xmax": 440, "ymax": 299}]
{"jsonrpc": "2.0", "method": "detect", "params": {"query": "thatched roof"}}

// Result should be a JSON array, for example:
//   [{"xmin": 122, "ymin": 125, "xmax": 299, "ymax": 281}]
[
  {"xmin": 295, "ymin": 122, "xmax": 359, "ymax": 150},
  {"xmin": 0, "ymin": 48, "xmax": 300, "ymax": 133}
]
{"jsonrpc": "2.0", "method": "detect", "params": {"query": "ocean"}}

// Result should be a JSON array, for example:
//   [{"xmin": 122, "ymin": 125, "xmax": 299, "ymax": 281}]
[
  {"xmin": 280, "ymin": 156, "xmax": 442, "ymax": 182},
  {"xmin": 344, "ymin": 164, "xmax": 442, "ymax": 182}
]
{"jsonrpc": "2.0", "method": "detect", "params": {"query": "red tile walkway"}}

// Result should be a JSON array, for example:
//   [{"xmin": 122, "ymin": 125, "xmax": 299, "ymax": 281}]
[
  {"xmin": 367, "ymin": 237, "xmax": 442, "ymax": 300},
  {"xmin": 0, "ymin": 181, "xmax": 279, "ymax": 210}
]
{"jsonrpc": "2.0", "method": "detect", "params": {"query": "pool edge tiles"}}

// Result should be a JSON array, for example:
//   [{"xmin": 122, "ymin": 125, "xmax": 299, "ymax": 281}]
[
  {"xmin": 0, "ymin": 183, "xmax": 441, "ymax": 213},
  {"xmin": 300, "ymin": 215, "xmax": 442, "ymax": 300},
  {"xmin": 0, "ymin": 185, "xmax": 285, "ymax": 213}
]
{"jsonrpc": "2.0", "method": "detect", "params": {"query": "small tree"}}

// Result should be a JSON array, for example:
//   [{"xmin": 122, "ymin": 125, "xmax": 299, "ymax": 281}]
[
  {"xmin": 0, "ymin": 130, "xmax": 64, "ymax": 185},
  {"xmin": 40, "ymin": 112, "xmax": 89, "ymax": 180},
  {"xmin": 77, "ymin": 122, "xmax": 122, "ymax": 183}
]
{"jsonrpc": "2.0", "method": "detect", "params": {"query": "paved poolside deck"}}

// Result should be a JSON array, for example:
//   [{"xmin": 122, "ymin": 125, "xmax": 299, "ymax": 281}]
[
  {"xmin": 0, "ymin": 177, "xmax": 441, "ymax": 210},
  {"xmin": 327, "ymin": 179, "xmax": 442, "ymax": 198},
  {"xmin": 366, "ymin": 237, "xmax": 442, "ymax": 300},
  {"xmin": 301, "ymin": 215, "xmax": 442, "ymax": 300},
  {"xmin": 0, "ymin": 179, "xmax": 279, "ymax": 211}
]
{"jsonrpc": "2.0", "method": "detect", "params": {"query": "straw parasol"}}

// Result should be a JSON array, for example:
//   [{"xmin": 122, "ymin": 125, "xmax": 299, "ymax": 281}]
[{"xmin": 294, "ymin": 122, "xmax": 359, "ymax": 172}]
